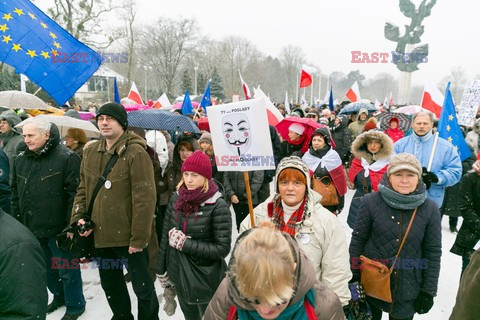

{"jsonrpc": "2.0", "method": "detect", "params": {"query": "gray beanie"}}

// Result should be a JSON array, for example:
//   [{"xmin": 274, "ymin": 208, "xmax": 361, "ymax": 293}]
[
  {"xmin": 198, "ymin": 132, "xmax": 212, "ymax": 145},
  {"xmin": 387, "ymin": 153, "xmax": 422, "ymax": 178}
]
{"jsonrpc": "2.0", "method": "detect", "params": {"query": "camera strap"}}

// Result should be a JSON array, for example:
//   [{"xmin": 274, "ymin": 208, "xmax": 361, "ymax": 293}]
[{"xmin": 85, "ymin": 153, "xmax": 119, "ymax": 219}]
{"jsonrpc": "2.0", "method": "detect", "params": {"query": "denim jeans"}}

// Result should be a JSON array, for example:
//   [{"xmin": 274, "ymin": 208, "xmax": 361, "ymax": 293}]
[{"xmin": 40, "ymin": 237, "xmax": 86, "ymax": 314}]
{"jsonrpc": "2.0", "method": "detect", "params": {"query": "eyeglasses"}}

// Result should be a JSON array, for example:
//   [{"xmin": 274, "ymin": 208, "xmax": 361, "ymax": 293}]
[{"xmin": 306, "ymin": 114, "xmax": 317, "ymax": 118}]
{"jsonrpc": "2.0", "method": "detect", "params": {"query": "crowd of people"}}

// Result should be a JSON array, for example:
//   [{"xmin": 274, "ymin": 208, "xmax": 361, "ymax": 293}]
[{"xmin": 0, "ymin": 99, "xmax": 479, "ymax": 320}]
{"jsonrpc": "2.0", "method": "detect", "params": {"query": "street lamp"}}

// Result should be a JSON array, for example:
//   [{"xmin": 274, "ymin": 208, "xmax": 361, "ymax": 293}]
[{"xmin": 194, "ymin": 65, "xmax": 198, "ymax": 96}]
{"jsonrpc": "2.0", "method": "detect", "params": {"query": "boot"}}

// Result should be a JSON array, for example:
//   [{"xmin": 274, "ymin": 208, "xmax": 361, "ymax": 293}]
[
  {"xmin": 450, "ymin": 225, "xmax": 459, "ymax": 233},
  {"xmin": 47, "ymin": 298, "xmax": 65, "ymax": 314}
]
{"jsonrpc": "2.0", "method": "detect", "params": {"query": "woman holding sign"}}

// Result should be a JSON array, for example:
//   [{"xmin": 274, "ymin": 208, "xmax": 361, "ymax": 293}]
[{"xmin": 239, "ymin": 156, "xmax": 352, "ymax": 307}]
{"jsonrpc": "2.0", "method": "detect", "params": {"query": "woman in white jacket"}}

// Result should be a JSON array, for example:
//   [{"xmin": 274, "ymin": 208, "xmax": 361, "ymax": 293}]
[{"xmin": 240, "ymin": 156, "xmax": 352, "ymax": 307}]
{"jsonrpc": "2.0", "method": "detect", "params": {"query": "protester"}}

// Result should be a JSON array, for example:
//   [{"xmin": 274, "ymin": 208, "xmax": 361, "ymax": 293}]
[
  {"xmin": 306, "ymin": 109, "xmax": 320, "ymax": 122},
  {"xmin": 157, "ymin": 150, "xmax": 232, "ymax": 320},
  {"xmin": 279, "ymin": 123, "xmax": 306, "ymax": 159},
  {"xmin": 0, "ymin": 148, "xmax": 10, "ymax": 213},
  {"xmin": 0, "ymin": 110, "xmax": 24, "ymax": 183},
  {"xmin": 224, "ymin": 170, "xmax": 264, "ymax": 231},
  {"xmin": 331, "ymin": 115, "xmax": 352, "ymax": 164},
  {"xmin": 0, "ymin": 207, "xmax": 47, "ymax": 319},
  {"xmin": 146, "ymin": 130, "xmax": 169, "ymax": 174},
  {"xmin": 465, "ymin": 118, "xmax": 480, "ymax": 155},
  {"xmin": 449, "ymin": 248, "xmax": 480, "ymax": 320},
  {"xmin": 349, "ymin": 153, "xmax": 442, "ymax": 320},
  {"xmin": 302, "ymin": 128, "xmax": 347, "ymax": 214},
  {"xmin": 204, "ymin": 222, "xmax": 345, "ymax": 319},
  {"xmin": 347, "ymin": 108, "xmax": 369, "ymax": 140},
  {"xmin": 394, "ymin": 111, "xmax": 462, "ymax": 209},
  {"xmin": 384, "ymin": 117, "xmax": 405, "ymax": 142},
  {"xmin": 347, "ymin": 130, "xmax": 393, "ymax": 228},
  {"xmin": 64, "ymin": 127, "xmax": 88, "ymax": 158},
  {"xmin": 71, "ymin": 102, "xmax": 159, "ymax": 320},
  {"xmin": 198, "ymin": 131, "xmax": 223, "ymax": 182},
  {"xmin": 11, "ymin": 119, "xmax": 85, "ymax": 319},
  {"xmin": 240, "ymin": 156, "xmax": 352, "ymax": 306},
  {"xmin": 450, "ymin": 159, "xmax": 480, "ymax": 275}
]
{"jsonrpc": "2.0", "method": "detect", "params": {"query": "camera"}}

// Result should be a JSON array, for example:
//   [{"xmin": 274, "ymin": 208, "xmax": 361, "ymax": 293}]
[{"xmin": 77, "ymin": 220, "xmax": 95, "ymax": 234}]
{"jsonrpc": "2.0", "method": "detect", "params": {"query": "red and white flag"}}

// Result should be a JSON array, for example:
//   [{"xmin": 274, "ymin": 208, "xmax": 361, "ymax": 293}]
[
  {"xmin": 254, "ymin": 87, "xmax": 284, "ymax": 126},
  {"xmin": 127, "ymin": 82, "xmax": 143, "ymax": 105},
  {"xmin": 238, "ymin": 70, "xmax": 251, "ymax": 100},
  {"xmin": 345, "ymin": 81, "xmax": 361, "ymax": 102},
  {"xmin": 151, "ymin": 93, "xmax": 171, "ymax": 109},
  {"xmin": 299, "ymin": 64, "xmax": 315, "ymax": 88},
  {"xmin": 420, "ymin": 82, "xmax": 444, "ymax": 118}
]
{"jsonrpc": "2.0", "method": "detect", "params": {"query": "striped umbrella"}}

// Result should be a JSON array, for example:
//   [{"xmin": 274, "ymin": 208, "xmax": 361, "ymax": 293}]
[{"xmin": 127, "ymin": 109, "xmax": 200, "ymax": 133}]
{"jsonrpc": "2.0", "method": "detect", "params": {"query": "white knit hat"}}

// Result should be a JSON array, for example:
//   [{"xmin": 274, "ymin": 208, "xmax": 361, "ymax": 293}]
[{"xmin": 288, "ymin": 123, "xmax": 305, "ymax": 135}]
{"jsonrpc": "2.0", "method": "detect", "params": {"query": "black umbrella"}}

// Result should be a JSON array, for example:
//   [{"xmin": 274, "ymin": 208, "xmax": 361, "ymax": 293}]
[
  {"xmin": 338, "ymin": 102, "xmax": 378, "ymax": 115},
  {"xmin": 127, "ymin": 109, "xmax": 200, "ymax": 133},
  {"xmin": 374, "ymin": 112, "xmax": 411, "ymax": 132}
]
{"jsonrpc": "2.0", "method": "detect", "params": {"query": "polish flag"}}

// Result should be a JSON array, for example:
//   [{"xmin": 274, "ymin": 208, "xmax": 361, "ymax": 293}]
[
  {"xmin": 299, "ymin": 65, "xmax": 315, "ymax": 88},
  {"xmin": 345, "ymin": 81, "xmax": 361, "ymax": 102},
  {"xmin": 152, "ymin": 93, "xmax": 172, "ymax": 109},
  {"xmin": 421, "ymin": 82, "xmax": 444, "ymax": 118},
  {"xmin": 238, "ymin": 70, "xmax": 251, "ymax": 99},
  {"xmin": 254, "ymin": 87, "xmax": 284, "ymax": 126},
  {"xmin": 127, "ymin": 82, "xmax": 143, "ymax": 105}
]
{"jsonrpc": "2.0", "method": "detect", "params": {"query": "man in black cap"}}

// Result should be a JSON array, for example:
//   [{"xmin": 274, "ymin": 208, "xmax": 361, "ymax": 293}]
[{"xmin": 71, "ymin": 102, "xmax": 159, "ymax": 320}]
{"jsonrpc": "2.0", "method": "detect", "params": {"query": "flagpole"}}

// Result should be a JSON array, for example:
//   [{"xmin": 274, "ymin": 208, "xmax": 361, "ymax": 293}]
[
  {"xmin": 318, "ymin": 74, "xmax": 321, "ymax": 105},
  {"xmin": 296, "ymin": 73, "xmax": 299, "ymax": 104},
  {"xmin": 310, "ymin": 76, "xmax": 314, "ymax": 106}
]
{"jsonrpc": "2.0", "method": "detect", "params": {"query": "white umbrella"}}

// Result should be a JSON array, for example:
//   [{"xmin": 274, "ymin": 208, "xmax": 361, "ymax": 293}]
[
  {"xmin": 392, "ymin": 105, "xmax": 429, "ymax": 115},
  {"xmin": 0, "ymin": 90, "xmax": 50, "ymax": 110},
  {"xmin": 16, "ymin": 115, "xmax": 100, "ymax": 138}
]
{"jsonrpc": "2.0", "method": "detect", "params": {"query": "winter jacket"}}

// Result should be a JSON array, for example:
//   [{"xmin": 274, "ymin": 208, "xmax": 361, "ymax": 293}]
[
  {"xmin": 156, "ymin": 191, "xmax": 232, "ymax": 277},
  {"xmin": 70, "ymin": 131, "xmax": 156, "ymax": 249},
  {"xmin": 347, "ymin": 130, "xmax": 393, "ymax": 228},
  {"xmin": 0, "ymin": 148, "xmax": 10, "ymax": 213},
  {"xmin": 449, "ymin": 248, "xmax": 480, "ymax": 320},
  {"xmin": 203, "ymin": 229, "xmax": 345, "ymax": 320},
  {"xmin": 440, "ymin": 153, "xmax": 476, "ymax": 218},
  {"xmin": 394, "ymin": 130, "xmax": 462, "ymax": 208},
  {"xmin": 347, "ymin": 108, "xmax": 369, "ymax": 139},
  {"xmin": 0, "ymin": 210, "xmax": 47, "ymax": 319},
  {"xmin": 146, "ymin": 130, "xmax": 169, "ymax": 172},
  {"xmin": 331, "ymin": 116, "xmax": 352, "ymax": 163},
  {"xmin": 279, "ymin": 140, "xmax": 303, "ymax": 160},
  {"xmin": 223, "ymin": 170, "xmax": 264, "ymax": 205},
  {"xmin": 384, "ymin": 128, "xmax": 404, "ymax": 142},
  {"xmin": 0, "ymin": 111, "xmax": 24, "ymax": 184},
  {"xmin": 450, "ymin": 172, "xmax": 480, "ymax": 259},
  {"xmin": 349, "ymin": 192, "xmax": 442, "ymax": 318},
  {"xmin": 11, "ymin": 124, "xmax": 80, "ymax": 239}
]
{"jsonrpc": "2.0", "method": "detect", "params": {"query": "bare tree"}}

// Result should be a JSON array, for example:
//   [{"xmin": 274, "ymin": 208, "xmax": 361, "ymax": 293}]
[
  {"xmin": 140, "ymin": 18, "xmax": 198, "ymax": 98},
  {"xmin": 439, "ymin": 66, "xmax": 468, "ymax": 102},
  {"xmin": 279, "ymin": 45, "xmax": 306, "ymax": 101}
]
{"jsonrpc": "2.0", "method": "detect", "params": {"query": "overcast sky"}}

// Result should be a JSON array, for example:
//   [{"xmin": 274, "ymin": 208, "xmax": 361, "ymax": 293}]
[{"xmin": 37, "ymin": 0, "xmax": 479, "ymax": 86}]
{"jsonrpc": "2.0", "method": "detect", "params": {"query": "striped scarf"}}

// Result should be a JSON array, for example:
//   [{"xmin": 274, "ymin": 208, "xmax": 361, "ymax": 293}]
[{"xmin": 268, "ymin": 197, "xmax": 307, "ymax": 236}]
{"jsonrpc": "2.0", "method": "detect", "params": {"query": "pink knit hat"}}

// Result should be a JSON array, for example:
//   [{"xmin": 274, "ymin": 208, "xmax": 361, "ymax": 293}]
[{"xmin": 181, "ymin": 150, "xmax": 212, "ymax": 179}]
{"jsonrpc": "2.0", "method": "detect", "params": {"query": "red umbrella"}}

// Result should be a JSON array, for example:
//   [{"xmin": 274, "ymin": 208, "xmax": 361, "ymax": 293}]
[
  {"xmin": 197, "ymin": 117, "xmax": 210, "ymax": 132},
  {"xmin": 276, "ymin": 117, "xmax": 332, "ymax": 153}
]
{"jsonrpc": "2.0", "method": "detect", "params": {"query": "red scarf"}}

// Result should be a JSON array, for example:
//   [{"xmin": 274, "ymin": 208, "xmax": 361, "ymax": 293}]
[{"xmin": 268, "ymin": 197, "xmax": 307, "ymax": 236}]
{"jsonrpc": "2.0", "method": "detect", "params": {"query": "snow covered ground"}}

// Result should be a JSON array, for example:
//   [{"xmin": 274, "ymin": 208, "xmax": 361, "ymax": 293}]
[{"xmin": 47, "ymin": 190, "xmax": 462, "ymax": 319}]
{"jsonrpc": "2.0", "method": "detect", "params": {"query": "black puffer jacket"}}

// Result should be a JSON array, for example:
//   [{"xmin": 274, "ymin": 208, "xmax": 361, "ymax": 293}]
[
  {"xmin": 157, "ymin": 191, "xmax": 232, "ymax": 277},
  {"xmin": 331, "ymin": 116, "xmax": 352, "ymax": 163},
  {"xmin": 11, "ymin": 123, "xmax": 81, "ymax": 239},
  {"xmin": 450, "ymin": 172, "xmax": 480, "ymax": 258},
  {"xmin": 223, "ymin": 170, "xmax": 264, "ymax": 205},
  {"xmin": 349, "ymin": 192, "xmax": 442, "ymax": 318},
  {"xmin": 0, "ymin": 210, "xmax": 47, "ymax": 319}
]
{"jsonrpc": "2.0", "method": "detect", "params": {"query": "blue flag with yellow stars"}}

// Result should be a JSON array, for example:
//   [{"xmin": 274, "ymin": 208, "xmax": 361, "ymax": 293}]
[
  {"xmin": 200, "ymin": 80, "xmax": 211, "ymax": 114},
  {"xmin": 0, "ymin": 0, "xmax": 102, "ymax": 105},
  {"xmin": 438, "ymin": 82, "xmax": 472, "ymax": 161}
]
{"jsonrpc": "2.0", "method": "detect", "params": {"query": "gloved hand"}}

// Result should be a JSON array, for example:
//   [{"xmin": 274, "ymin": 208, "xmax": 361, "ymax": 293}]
[
  {"xmin": 157, "ymin": 271, "xmax": 170, "ymax": 288},
  {"xmin": 168, "ymin": 228, "xmax": 189, "ymax": 251},
  {"xmin": 414, "ymin": 291, "xmax": 434, "ymax": 314},
  {"xmin": 422, "ymin": 167, "xmax": 439, "ymax": 189}
]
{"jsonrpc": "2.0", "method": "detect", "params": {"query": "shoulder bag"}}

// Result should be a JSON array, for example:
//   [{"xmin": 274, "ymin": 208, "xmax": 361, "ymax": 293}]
[
  {"xmin": 360, "ymin": 208, "xmax": 418, "ymax": 303},
  {"xmin": 312, "ymin": 175, "xmax": 339, "ymax": 206}
]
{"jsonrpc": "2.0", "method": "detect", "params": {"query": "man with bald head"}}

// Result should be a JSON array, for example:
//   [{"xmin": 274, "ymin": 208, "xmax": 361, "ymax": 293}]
[
  {"xmin": 11, "ymin": 118, "xmax": 85, "ymax": 319},
  {"xmin": 394, "ymin": 111, "xmax": 462, "ymax": 208}
]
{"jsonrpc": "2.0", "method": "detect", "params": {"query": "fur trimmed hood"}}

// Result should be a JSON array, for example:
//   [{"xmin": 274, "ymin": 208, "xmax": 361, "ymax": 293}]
[{"xmin": 351, "ymin": 130, "xmax": 393, "ymax": 164}]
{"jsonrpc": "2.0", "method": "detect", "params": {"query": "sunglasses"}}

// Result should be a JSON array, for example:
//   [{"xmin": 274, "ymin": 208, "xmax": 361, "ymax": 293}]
[{"xmin": 306, "ymin": 114, "xmax": 318, "ymax": 118}]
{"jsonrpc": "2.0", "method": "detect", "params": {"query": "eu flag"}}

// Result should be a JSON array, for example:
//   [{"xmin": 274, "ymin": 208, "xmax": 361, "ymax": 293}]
[
  {"xmin": 200, "ymin": 80, "xmax": 211, "ymax": 114},
  {"xmin": 113, "ymin": 77, "xmax": 120, "ymax": 103},
  {"xmin": 329, "ymin": 85, "xmax": 334, "ymax": 111},
  {"xmin": 438, "ymin": 82, "xmax": 472, "ymax": 161},
  {"xmin": 181, "ymin": 89, "xmax": 193, "ymax": 115},
  {"xmin": 0, "ymin": 0, "xmax": 102, "ymax": 105}
]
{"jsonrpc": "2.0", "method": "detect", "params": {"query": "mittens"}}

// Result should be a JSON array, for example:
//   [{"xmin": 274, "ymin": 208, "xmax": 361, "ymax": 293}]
[
  {"xmin": 422, "ymin": 167, "xmax": 439, "ymax": 189},
  {"xmin": 157, "ymin": 272, "xmax": 170, "ymax": 288},
  {"xmin": 414, "ymin": 291, "xmax": 434, "ymax": 314},
  {"xmin": 168, "ymin": 228, "xmax": 188, "ymax": 251}
]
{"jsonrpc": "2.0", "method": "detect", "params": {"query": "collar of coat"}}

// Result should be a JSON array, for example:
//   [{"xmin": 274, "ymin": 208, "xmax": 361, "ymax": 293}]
[
  {"xmin": 96, "ymin": 131, "xmax": 146, "ymax": 156},
  {"xmin": 412, "ymin": 130, "xmax": 433, "ymax": 142}
]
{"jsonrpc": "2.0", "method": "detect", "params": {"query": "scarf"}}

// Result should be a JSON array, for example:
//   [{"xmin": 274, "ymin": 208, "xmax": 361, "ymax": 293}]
[
  {"xmin": 377, "ymin": 176, "xmax": 427, "ymax": 210},
  {"xmin": 237, "ymin": 288, "xmax": 316, "ymax": 320},
  {"xmin": 303, "ymin": 148, "xmax": 341, "ymax": 172},
  {"xmin": 286, "ymin": 134, "xmax": 305, "ymax": 146},
  {"xmin": 175, "ymin": 179, "xmax": 218, "ymax": 232},
  {"xmin": 268, "ymin": 197, "xmax": 307, "ymax": 237}
]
